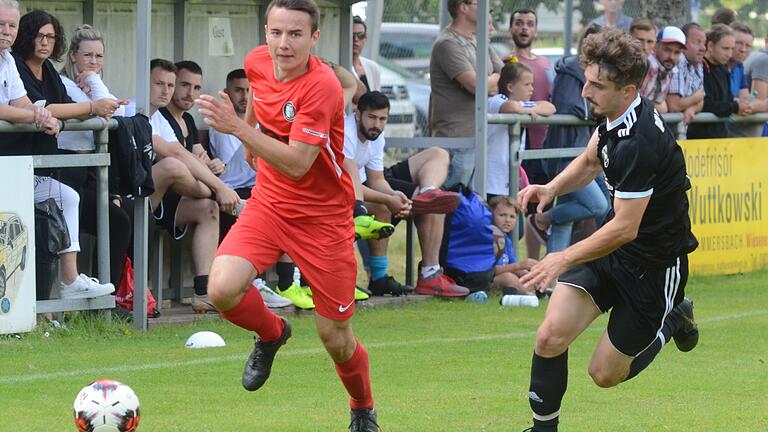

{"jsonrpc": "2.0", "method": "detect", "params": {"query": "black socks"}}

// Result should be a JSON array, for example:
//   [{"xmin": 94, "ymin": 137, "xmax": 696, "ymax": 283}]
[
  {"xmin": 193, "ymin": 275, "xmax": 208, "ymax": 296},
  {"xmin": 529, "ymin": 350, "xmax": 568, "ymax": 431}
]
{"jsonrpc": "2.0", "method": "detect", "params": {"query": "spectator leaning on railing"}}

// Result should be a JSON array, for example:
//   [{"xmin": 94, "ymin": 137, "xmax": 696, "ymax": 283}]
[
  {"xmin": 666, "ymin": 22, "xmax": 706, "ymax": 125},
  {"xmin": 743, "ymin": 29, "xmax": 768, "ymax": 136},
  {"xmin": 686, "ymin": 24, "xmax": 751, "ymax": 139},
  {"xmin": 1, "ymin": 7, "xmax": 122, "ymax": 302}
]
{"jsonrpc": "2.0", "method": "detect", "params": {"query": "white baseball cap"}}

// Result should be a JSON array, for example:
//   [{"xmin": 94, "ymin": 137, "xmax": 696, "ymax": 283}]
[{"xmin": 657, "ymin": 26, "xmax": 686, "ymax": 48}]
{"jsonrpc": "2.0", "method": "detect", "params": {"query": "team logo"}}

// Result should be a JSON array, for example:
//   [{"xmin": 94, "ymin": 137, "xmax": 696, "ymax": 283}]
[
  {"xmin": 282, "ymin": 101, "xmax": 296, "ymax": 122},
  {"xmin": 601, "ymin": 146, "xmax": 609, "ymax": 168}
]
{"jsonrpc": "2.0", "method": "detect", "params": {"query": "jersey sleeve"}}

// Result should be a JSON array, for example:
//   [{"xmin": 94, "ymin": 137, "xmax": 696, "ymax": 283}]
[
  {"xmin": 611, "ymin": 136, "xmax": 658, "ymax": 199},
  {"xmin": 289, "ymin": 71, "xmax": 341, "ymax": 147},
  {"xmin": 487, "ymin": 94, "xmax": 505, "ymax": 114}
]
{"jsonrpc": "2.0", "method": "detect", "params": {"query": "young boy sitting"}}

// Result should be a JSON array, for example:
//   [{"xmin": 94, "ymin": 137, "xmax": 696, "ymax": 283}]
[{"xmin": 489, "ymin": 196, "xmax": 537, "ymax": 295}]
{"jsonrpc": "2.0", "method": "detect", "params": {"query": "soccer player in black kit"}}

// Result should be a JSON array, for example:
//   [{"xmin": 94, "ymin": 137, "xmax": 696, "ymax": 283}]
[{"xmin": 517, "ymin": 29, "xmax": 700, "ymax": 432}]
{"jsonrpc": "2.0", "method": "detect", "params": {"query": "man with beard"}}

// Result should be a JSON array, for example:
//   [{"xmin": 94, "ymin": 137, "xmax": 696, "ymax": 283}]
[
  {"xmin": 518, "ymin": 29, "xmax": 699, "ymax": 432},
  {"xmin": 342, "ymin": 91, "xmax": 468, "ymax": 298},
  {"xmin": 508, "ymin": 8, "xmax": 553, "ymax": 261},
  {"xmin": 666, "ymin": 23, "xmax": 706, "ymax": 125},
  {"xmin": 639, "ymin": 26, "xmax": 686, "ymax": 113}
]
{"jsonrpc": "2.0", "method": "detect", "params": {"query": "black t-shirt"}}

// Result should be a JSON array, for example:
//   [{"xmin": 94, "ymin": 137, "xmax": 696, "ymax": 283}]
[
  {"xmin": 597, "ymin": 96, "xmax": 698, "ymax": 267},
  {"xmin": 158, "ymin": 108, "xmax": 199, "ymax": 152},
  {"xmin": 0, "ymin": 56, "xmax": 72, "ymax": 157}
]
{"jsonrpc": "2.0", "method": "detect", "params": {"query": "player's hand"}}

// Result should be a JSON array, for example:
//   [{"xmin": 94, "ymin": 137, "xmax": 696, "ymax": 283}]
[
  {"xmin": 41, "ymin": 116, "xmax": 60, "ymax": 136},
  {"xmin": 736, "ymin": 98, "xmax": 752, "ymax": 116},
  {"xmin": 388, "ymin": 191, "xmax": 412, "ymax": 218},
  {"xmin": 214, "ymin": 186, "xmax": 240, "ymax": 215},
  {"xmin": 207, "ymin": 158, "xmax": 227, "ymax": 176},
  {"xmin": 196, "ymin": 92, "xmax": 243, "ymax": 136},
  {"xmin": 243, "ymin": 147, "xmax": 258, "ymax": 173},
  {"xmin": 520, "ymin": 251, "xmax": 568, "ymax": 293},
  {"xmin": 683, "ymin": 107, "xmax": 697, "ymax": 125},
  {"xmin": 518, "ymin": 184, "xmax": 555, "ymax": 215}
]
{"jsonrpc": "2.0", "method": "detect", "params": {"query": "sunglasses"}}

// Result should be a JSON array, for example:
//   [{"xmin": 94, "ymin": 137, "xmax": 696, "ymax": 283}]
[{"xmin": 353, "ymin": 31, "xmax": 367, "ymax": 41}]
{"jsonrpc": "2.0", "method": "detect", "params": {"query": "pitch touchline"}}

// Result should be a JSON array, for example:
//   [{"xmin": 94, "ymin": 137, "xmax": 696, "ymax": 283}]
[{"xmin": 1, "ymin": 309, "xmax": 764, "ymax": 385}]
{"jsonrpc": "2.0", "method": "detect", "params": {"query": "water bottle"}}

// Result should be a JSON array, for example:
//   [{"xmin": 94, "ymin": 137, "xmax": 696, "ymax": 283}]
[
  {"xmin": 500, "ymin": 294, "xmax": 539, "ymax": 307},
  {"xmin": 293, "ymin": 266, "xmax": 301, "ymax": 285}
]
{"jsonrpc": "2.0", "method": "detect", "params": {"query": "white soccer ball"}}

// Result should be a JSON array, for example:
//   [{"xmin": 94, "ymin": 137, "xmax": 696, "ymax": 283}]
[
  {"xmin": 73, "ymin": 379, "xmax": 140, "ymax": 432},
  {"xmin": 185, "ymin": 331, "xmax": 226, "ymax": 349}
]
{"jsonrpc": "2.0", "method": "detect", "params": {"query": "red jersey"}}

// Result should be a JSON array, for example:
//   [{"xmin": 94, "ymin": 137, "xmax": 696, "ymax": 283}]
[{"xmin": 244, "ymin": 45, "xmax": 354, "ymax": 222}]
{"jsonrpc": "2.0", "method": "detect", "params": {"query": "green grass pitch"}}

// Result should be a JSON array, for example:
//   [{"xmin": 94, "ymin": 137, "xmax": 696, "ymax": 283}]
[{"xmin": 1, "ymin": 271, "xmax": 766, "ymax": 431}]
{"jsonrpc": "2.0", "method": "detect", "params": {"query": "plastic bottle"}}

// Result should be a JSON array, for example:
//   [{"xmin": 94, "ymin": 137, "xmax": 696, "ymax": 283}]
[
  {"xmin": 293, "ymin": 266, "xmax": 301, "ymax": 285},
  {"xmin": 500, "ymin": 294, "xmax": 539, "ymax": 307}
]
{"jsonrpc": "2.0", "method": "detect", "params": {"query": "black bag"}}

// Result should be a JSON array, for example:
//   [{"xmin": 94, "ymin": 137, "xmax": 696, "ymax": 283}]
[
  {"xmin": 34, "ymin": 198, "xmax": 70, "ymax": 255},
  {"xmin": 108, "ymin": 115, "xmax": 155, "ymax": 197}
]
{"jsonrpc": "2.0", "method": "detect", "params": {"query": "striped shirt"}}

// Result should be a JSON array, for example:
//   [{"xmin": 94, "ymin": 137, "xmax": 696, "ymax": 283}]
[{"xmin": 668, "ymin": 55, "xmax": 704, "ymax": 98}]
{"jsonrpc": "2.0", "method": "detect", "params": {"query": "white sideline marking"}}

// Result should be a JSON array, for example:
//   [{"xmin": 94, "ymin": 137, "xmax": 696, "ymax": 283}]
[{"xmin": 1, "ymin": 309, "xmax": 765, "ymax": 385}]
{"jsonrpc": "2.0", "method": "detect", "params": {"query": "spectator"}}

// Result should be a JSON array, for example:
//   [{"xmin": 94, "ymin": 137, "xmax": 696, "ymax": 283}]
[
  {"xmin": 488, "ymin": 196, "xmax": 536, "ymax": 296},
  {"xmin": 629, "ymin": 18, "xmax": 656, "ymax": 56},
  {"xmin": 351, "ymin": 15, "xmax": 379, "ymax": 92},
  {"xmin": 145, "ymin": 58, "xmax": 241, "ymax": 313},
  {"xmin": 639, "ymin": 26, "xmax": 686, "ymax": 113},
  {"xmin": 728, "ymin": 22, "xmax": 752, "ymax": 100},
  {"xmin": 58, "ymin": 24, "xmax": 133, "ymax": 288},
  {"xmin": 710, "ymin": 7, "xmax": 736, "ymax": 26},
  {"xmin": 342, "ymin": 91, "xmax": 469, "ymax": 298},
  {"xmin": 508, "ymin": 7, "xmax": 554, "ymax": 261},
  {"xmin": 743, "ymin": 30, "xmax": 768, "ymax": 136},
  {"xmin": 666, "ymin": 23, "xmax": 706, "ymax": 125},
  {"xmin": 208, "ymin": 68, "xmax": 255, "ymax": 240},
  {"xmin": 727, "ymin": 22, "xmax": 762, "ymax": 137},
  {"xmin": 487, "ymin": 61, "xmax": 554, "ymax": 200},
  {"xmin": 687, "ymin": 24, "xmax": 751, "ymax": 139},
  {"xmin": 590, "ymin": 0, "xmax": 632, "ymax": 32},
  {"xmin": 539, "ymin": 23, "xmax": 610, "ymax": 254},
  {"xmin": 4, "ymin": 9, "xmax": 121, "ymax": 301},
  {"xmin": 430, "ymin": 0, "xmax": 502, "ymax": 187}
]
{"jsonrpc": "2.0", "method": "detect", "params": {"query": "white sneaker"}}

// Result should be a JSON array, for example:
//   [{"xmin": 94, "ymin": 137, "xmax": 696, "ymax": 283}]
[
  {"xmin": 60, "ymin": 274, "xmax": 115, "ymax": 299},
  {"xmin": 252, "ymin": 278, "xmax": 292, "ymax": 308}
]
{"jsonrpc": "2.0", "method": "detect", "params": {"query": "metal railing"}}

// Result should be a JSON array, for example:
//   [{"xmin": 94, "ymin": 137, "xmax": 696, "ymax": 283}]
[
  {"xmin": 387, "ymin": 111, "xmax": 768, "ymax": 286},
  {"xmin": 0, "ymin": 118, "xmax": 117, "ymax": 314}
]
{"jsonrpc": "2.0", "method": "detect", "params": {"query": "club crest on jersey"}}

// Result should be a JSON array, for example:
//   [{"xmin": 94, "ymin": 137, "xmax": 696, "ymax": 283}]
[
  {"xmin": 602, "ymin": 146, "xmax": 609, "ymax": 168},
  {"xmin": 282, "ymin": 101, "xmax": 296, "ymax": 122}
]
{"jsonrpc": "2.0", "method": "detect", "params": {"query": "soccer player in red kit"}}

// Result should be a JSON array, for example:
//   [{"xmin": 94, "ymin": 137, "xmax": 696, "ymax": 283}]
[{"xmin": 195, "ymin": 1, "xmax": 378, "ymax": 430}]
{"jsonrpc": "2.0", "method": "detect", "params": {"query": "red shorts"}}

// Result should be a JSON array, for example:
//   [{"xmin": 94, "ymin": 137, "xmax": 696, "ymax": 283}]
[{"xmin": 217, "ymin": 200, "xmax": 357, "ymax": 320}]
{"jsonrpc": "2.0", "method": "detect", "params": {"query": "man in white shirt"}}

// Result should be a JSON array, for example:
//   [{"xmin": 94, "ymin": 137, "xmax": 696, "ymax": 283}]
[
  {"xmin": 343, "ymin": 91, "xmax": 469, "ymax": 298},
  {"xmin": 147, "ymin": 58, "xmax": 240, "ymax": 313},
  {"xmin": 0, "ymin": 0, "xmax": 58, "ymax": 133}
]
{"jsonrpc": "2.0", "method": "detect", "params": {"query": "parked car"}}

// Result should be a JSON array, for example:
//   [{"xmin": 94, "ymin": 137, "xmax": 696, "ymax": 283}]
[
  {"xmin": 0, "ymin": 212, "xmax": 28, "ymax": 300},
  {"xmin": 380, "ymin": 23, "xmax": 438, "ymax": 79},
  {"xmin": 379, "ymin": 64, "xmax": 416, "ymax": 138},
  {"xmin": 379, "ymin": 58, "xmax": 429, "ymax": 137}
]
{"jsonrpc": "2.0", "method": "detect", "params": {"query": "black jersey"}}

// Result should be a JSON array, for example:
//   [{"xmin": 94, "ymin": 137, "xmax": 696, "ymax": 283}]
[{"xmin": 597, "ymin": 96, "xmax": 698, "ymax": 267}]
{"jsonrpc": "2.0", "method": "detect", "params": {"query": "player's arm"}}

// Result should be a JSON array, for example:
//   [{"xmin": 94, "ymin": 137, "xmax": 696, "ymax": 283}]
[
  {"xmin": 151, "ymin": 134, "xmax": 240, "ymax": 210},
  {"xmin": 521, "ymin": 195, "xmax": 650, "ymax": 291},
  {"xmin": 455, "ymin": 70, "xmax": 501, "ymax": 96},
  {"xmin": 519, "ymin": 130, "xmax": 601, "ymax": 213},
  {"xmin": 364, "ymin": 169, "xmax": 411, "ymax": 216},
  {"xmin": 342, "ymin": 157, "xmax": 365, "ymax": 201}
]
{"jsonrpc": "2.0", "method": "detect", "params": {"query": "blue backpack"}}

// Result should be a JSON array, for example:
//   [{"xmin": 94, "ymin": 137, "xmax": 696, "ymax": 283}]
[{"xmin": 440, "ymin": 186, "xmax": 496, "ymax": 274}]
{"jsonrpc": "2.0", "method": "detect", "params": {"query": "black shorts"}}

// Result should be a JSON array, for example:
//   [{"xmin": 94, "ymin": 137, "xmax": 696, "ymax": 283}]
[
  {"xmin": 153, "ymin": 190, "xmax": 188, "ymax": 240},
  {"xmin": 444, "ymin": 267, "xmax": 494, "ymax": 294},
  {"xmin": 383, "ymin": 159, "xmax": 419, "ymax": 198},
  {"xmin": 559, "ymin": 253, "xmax": 688, "ymax": 357}
]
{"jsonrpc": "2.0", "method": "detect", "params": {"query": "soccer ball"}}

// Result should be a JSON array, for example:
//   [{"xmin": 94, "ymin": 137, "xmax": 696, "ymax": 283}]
[{"xmin": 73, "ymin": 379, "xmax": 140, "ymax": 432}]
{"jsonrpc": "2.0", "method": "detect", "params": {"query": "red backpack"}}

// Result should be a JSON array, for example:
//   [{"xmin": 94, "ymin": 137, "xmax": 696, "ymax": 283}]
[{"xmin": 115, "ymin": 257, "xmax": 159, "ymax": 318}]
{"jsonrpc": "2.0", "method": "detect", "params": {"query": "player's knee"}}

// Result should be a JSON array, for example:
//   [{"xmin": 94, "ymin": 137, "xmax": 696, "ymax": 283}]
[
  {"xmin": 535, "ymin": 324, "xmax": 570, "ymax": 356},
  {"xmin": 203, "ymin": 198, "xmax": 219, "ymax": 220},
  {"xmin": 427, "ymin": 146, "xmax": 450, "ymax": 165},
  {"xmin": 207, "ymin": 267, "xmax": 240, "ymax": 308},
  {"xmin": 588, "ymin": 366, "xmax": 622, "ymax": 388}
]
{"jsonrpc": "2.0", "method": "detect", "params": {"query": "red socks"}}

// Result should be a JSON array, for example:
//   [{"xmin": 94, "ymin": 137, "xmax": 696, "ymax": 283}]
[
  {"xmin": 220, "ymin": 287, "xmax": 284, "ymax": 342},
  {"xmin": 334, "ymin": 340, "xmax": 374, "ymax": 410}
]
